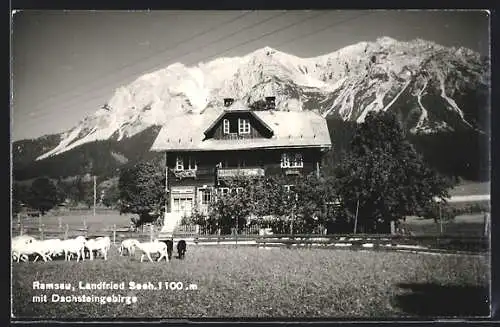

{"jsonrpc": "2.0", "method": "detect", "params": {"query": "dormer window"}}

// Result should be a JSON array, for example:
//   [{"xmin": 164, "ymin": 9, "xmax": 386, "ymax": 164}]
[
  {"xmin": 238, "ymin": 118, "xmax": 250, "ymax": 134},
  {"xmin": 281, "ymin": 152, "xmax": 303, "ymax": 168},
  {"xmin": 223, "ymin": 119, "xmax": 230, "ymax": 134}
]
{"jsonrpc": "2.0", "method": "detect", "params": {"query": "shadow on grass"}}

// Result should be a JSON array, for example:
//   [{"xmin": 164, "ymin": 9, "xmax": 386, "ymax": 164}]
[{"xmin": 393, "ymin": 283, "xmax": 490, "ymax": 317}]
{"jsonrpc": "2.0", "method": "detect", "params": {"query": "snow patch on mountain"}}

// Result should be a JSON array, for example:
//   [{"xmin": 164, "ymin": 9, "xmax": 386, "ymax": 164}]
[{"xmin": 36, "ymin": 37, "xmax": 488, "ymax": 160}]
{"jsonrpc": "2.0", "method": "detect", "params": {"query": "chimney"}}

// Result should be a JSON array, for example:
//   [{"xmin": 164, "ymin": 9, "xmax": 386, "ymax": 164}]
[
  {"xmin": 224, "ymin": 98, "xmax": 234, "ymax": 107},
  {"xmin": 265, "ymin": 96, "xmax": 276, "ymax": 110}
]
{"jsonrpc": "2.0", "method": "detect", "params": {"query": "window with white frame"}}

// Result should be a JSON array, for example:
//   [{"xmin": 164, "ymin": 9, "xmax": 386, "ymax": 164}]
[
  {"xmin": 223, "ymin": 119, "xmax": 230, "ymax": 134},
  {"xmin": 238, "ymin": 118, "xmax": 250, "ymax": 134},
  {"xmin": 281, "ymin": 152, "xmax": 303, "ymax": 168},
  {"xmin": 201, "ymin": 189, "xmax": 212, "ymax": 205},
  {"xmin": 175, "ymin": 155, "xmax": 197, "ymax": 171}
]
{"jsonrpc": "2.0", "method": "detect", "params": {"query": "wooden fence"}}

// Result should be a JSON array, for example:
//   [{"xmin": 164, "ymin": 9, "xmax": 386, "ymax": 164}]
[
  {"xmin": 11, "ymin": 216, "xmax": 489, "ymax": 253},
  {"xmin": 11, "ymin": 220, "xmax": 162, "ymax": 246}
]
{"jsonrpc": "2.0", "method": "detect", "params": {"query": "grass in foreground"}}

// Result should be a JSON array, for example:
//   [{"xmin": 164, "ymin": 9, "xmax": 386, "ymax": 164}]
[{"xmin": 12, "ymin": 246, "xmax": 489, "ymax": 319}]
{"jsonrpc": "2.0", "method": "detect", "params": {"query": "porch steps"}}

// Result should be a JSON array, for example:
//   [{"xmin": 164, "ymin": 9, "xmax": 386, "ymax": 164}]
[{"xmin": 158, "ymin": 212, "xmax": 184, "ymax": 240}]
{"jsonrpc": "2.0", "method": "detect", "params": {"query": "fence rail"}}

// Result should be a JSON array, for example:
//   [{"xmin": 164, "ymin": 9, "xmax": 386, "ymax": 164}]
[
  {"xmin": 11, "ymin": 218, "xmax": 489, "ymax": 254},
  {"xmin": 11, "ymin": 222, "xmax": 163, "ymax": 245}
]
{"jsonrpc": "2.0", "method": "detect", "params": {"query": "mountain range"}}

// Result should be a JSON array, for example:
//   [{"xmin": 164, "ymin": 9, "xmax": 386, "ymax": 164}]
[{"xmin": 13, "ymin": 37, "xmax": 490, "ymax": 182}]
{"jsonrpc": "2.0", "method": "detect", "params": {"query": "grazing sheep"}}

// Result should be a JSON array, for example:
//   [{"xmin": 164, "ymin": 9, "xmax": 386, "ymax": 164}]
[
  {"xmin": 61, "ymin": 236, "xmax": 86, "ymax": 262},
  {"xmin": 119, "ymin": 239, "xmax": 140, "ymax": 256},
  {"xmin": 40, "ymin": 239, "xmax": 64, "ymax": 259},
  {"xmin": 33, "ymin": 239, "xmax": 68, "ymax": 262},
  {"xmin": 13, "ymin": 240, "xmax": 52, "ymax": 263},
  {"xmin": 177, "ymin": 240, "xmax": 186, "ymax": 259},
  {"xmin": 85, "ymin": 237, "xmax": 111, "ymax": 260},
  {"xmin": 12, "ymin": 235, "xmax": 38, "ymax": 262},
  {"xmin": 135, "ymin": 240, "xmax": 169, "ymax": 262}
]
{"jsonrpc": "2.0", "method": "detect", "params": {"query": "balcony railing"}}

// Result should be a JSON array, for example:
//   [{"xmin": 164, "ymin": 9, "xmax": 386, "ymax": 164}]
[
  {"xmin": 222, "ymin": 133, "xmax": 241, "ymax": 140},
  {"xmin": 217, "ymin": 167, "xmax": 265, "ymax": 179},
  {"xmin": 284, "ymin": 168, "xmax": 302, "ymax": 175},
  {"xmin": 172, "ymin": 169, "xmax": 197, "ymax": 180}
]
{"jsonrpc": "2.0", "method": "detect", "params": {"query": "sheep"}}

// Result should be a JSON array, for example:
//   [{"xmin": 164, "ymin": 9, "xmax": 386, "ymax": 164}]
[
  {"xmin": 85, "ymin": 236, "xmax": 111, "ymax": 260},
  {"xmin": 42, "ymin": 239, "xmax": 65, "ymax": 259},
  {"xmin": 177, "ymin": 240, "xmax": 186, "ymax": 259},
  {"xmin": 11, "ymin": 242, "xmax": 29, "ymax": 262},
  {"xmin": 135, "ymin": 240, "xmax": 169, "ymax": 262},
  {"xmin": 13, "ymin": 240, "xmax": 52, "ymax": 263},
  {"xmin": 12, "ymin": 235, "xmax": 37, "ymax": 262},
  {"xmin": 119, "ymin": 239, "xmax": 140, "ymax": 256},
  {"xmin": 61, "ymin": 236, "xmax": 86, "ymax": 262},
  {"xmin": 32, "ymin": 239, "xmax": 67, "ymax": 262}
]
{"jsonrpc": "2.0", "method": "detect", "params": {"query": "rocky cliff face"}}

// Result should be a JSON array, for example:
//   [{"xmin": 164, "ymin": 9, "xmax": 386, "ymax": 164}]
[{"xmin": 30, "ymin": 37, "xmax": 488, "ymax": 161}]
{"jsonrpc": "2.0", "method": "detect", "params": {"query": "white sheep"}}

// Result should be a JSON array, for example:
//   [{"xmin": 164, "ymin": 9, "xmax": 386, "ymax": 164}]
[
  {"xmin": 61, "ymin": 236, "xmax": 86, "ymax": 262},
  {"xmin": 13, "ymin": 240, "xmax": 52, "ymax": 263},
  {"xmin": 41, "ymin": 238, "xmax": 65, "ymax": 259},
  {"xmin": 32, "ymin": 239, "xmax": 66, "ymax": 262},
  {"xmin": 85, "ymin": 236, "xmax": 111, "ymax": 260},
  {"xmin": 12, "ymin": 235, "xmax": 37, "ymax": 262},
  {"xmin": 119, "ymin": 239, "xmax": 140, "ymax": 256},
  {"xmin": 135, "ymin": 240, "xmax": 169, "ymax": 262}
]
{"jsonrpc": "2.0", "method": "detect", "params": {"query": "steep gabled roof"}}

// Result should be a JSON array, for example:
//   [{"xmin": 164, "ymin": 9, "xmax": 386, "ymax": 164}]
[
  {"xmin": 202, "ymin": 101, "xmax": 274, "ymax": 137},
  {"xmin": 150, "ymin": 108, "xmax": 332, "ymax": 152}
]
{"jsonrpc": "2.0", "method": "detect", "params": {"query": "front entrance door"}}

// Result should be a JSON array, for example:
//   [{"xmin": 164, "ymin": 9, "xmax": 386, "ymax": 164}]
[
  {"xmin": 172, "ymin": 197, "xmax": 193, "ymax": 217},
  {"xmin": 170, "ymin": 186, "xmax": 195, "ymax": 218}
]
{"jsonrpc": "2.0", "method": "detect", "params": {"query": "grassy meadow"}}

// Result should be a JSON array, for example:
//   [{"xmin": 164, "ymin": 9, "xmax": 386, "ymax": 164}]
[{"xmin": 12, "ymin": 246, "xmax": 489, "ymax": 319}]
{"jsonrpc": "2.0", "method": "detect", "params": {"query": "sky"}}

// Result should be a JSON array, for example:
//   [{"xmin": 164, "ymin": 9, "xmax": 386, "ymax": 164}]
[{"xmin": 11, "ymin": 10, "xmax": 490, "ymax": 141}]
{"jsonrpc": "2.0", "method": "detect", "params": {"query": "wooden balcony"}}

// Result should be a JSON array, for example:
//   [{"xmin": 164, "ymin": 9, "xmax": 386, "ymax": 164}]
[
  {"xmin": 217, "ymin": 167, "xmax": 265, "ymax": 179},
  {"xmin": 172, "ymin": 169, "xmax": 197, "ymax": 180},
  {"xmin": 222, "ymin": 133, "xmax": 241, "ymax": 140},
  {"xmin": 284, "ymin": 168, "xmax": 302, "ymax": 176}
]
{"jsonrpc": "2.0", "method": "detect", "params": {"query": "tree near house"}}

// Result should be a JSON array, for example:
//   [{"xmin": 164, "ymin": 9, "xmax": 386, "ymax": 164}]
[
  {"xmin": 25, "ymin": 177, "xmax": 64, "ymax": 215},
  {"xmin": 208, "ymin": 176, "xmax": 255, "ymax": 234},
  {"xmin": 248, "ymin": 176, "xmax": 293, "ymax": 226},
  {"xmin": 292, "ymin": 174, "xmax": 339, "ymax": 234},
  {"xmin": 205, "ymin": 174, "xmax": 339, "ymax": 234},
  {"xmin": 118, "ymin": 161, "xmax": 166, "ymax": 226},
  {"xmin": 334, "ymin": 111, "xmax": 454, "ymax": 233}
]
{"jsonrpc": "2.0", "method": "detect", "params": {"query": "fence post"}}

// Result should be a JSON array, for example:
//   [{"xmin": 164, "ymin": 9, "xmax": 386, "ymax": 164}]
[
  {"xmin": 65, "ymin": 224, "xmax": 69, "ymax": 240},
  {"xmin": 113, "ymin": 224, "xmax": 116, "ymax": 245},
  {"xmin": 150, "ymin": 224, "xmax": 153, "ymax": 242},
  {"xmin": 40, "ymin": 224, "xmax": 44, "ymax": 241},
  {"xmin": 58, "ymin": 216, "xmax": 62, "ymax": 230}
]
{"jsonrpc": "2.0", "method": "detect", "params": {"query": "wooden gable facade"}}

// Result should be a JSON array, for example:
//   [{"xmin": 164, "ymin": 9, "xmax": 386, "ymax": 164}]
[
  {"xmin": 151, "ymin": 98, "xmax": 332, "ymax": 218},
  {"xmin": 206, "ymin": 111, "xmax": 274, "ymax": 141}
]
